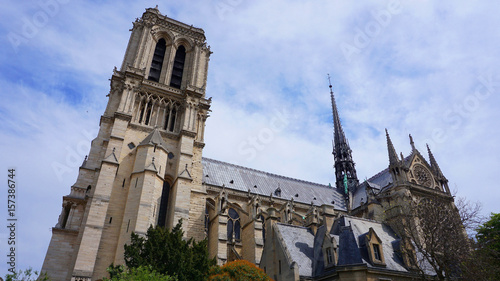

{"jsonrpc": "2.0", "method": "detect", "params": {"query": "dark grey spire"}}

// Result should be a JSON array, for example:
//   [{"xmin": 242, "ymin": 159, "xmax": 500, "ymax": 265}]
[{"xmin": 328, "ymin": 75, "xmax": 358, "ymax": 198}]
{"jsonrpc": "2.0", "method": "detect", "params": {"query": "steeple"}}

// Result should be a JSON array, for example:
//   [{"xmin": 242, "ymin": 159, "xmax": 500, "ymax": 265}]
[
  {"xmin": 427, "ymin": 144, "xmax": 450, "ymax": 194},
  {"xmin": 385, "ymin": 129, "xmax": 407, "ymax": 183},
  {"xmin": 385, "ymin": 129, "xmax": 399, "ymax": 166},
  {"xmin": 328, "ymin": 76, "xmax": 358, "ymax": 198}
]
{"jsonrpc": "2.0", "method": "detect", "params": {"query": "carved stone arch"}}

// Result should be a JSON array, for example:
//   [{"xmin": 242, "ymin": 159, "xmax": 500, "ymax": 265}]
[
  {"xmin": 150, "ymin": 28, "xmax": 175, "ymax": 45},
  {"xmin": 173, "ymin": 37, "xmax": 194, "ymax": 51}
]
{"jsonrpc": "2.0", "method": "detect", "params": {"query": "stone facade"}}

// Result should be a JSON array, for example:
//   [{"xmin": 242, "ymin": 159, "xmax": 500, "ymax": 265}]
[
  {"xmin": 41, "ymin": 7, "xmax": 455, "ymax": 281},
  {"xmin": 41, "ymin": 7, "xmax": 212, "ymax": 280}
]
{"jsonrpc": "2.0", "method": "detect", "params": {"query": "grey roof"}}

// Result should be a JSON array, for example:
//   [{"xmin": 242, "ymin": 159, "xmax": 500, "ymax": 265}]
[
  {"xmin": 366, "ymin": 168, "xmax": 393, "ymax": 189},
  {"xmin": 138, "ymin": 127, "xmax": 169, "ymax": 151},
  {"xmin": 337, "ymin": 225, "xmax": 363, "ymax": 266},
  {"xmin": 331, "ymin": 216, "xmax": 408, "ymax": 272},
  {"xmin": 275, "ymin": 223, "xmax": 315, "ymax": 277},
  {"xmin": 352, "ymin": 183, "xmax": 367, "ymax": 209},
  {"xmin": 202, "ymin": 158, "xmax": 346, "ymax": 210}
]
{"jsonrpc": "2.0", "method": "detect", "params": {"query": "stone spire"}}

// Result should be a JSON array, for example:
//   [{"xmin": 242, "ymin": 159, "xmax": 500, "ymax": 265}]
[
  {"xmin": 409, "ymin": 134, "xmax": 416, "ymax": 151},
  {"xmin": 427, "ymin": 145, "xmax": 445, "ymax": 180},
  {"xmin": 385, "ymin": 129, "xmax": 399, "ymax": 166},
  {"xmin": 328, "ymin": 76, "xmax": 358, "ymax": 198},
  {"xmin": 385, "ymin": 129, "xmax": 407, "ymax": 183},
  {"xmin": 426, "ymin": 144, "xmax": 450, "ymax": 194}
]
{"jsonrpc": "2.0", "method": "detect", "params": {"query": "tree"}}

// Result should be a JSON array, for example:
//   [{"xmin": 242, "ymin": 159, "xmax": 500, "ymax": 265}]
[
  {"xmin": 208, "ymin": 260, "xmax": 273, "ymax": 281},
  {"xmin": 460, "ymin": 213, "xmax": 500, "ymax": 280},
  {"xmin": 5, "ymin": 267, "xmax": 50, "ymax": 281},
  {"xmin": 102, "ymin": 265, "xmax": 177, "ymax": 281},
  {"xmin": 385, "ymin": 195, "xmax": 481, "ymax": 280},
  {"xmin": 123, "ymin": 219, "xmax": 216, "ymax": 281},
  {"xmin": 476, "ymin": 213, "xmax": 500, "ymax": 254}
]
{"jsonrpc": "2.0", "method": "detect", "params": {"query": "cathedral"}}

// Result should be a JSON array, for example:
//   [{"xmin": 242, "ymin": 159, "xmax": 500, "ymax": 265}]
[{"xmin": 41, "ymin": 7, "xmax": 454, "ymax": 281}]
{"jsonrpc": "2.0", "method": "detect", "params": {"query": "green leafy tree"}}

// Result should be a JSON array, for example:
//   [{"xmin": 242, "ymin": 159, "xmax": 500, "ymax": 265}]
[
  {"xmin": 123, "ymin": 219, "xmax": 216, "ymax": 281},
  {"xmin": 5, "ymin": 267, "xmax": 50, "ymax": 281},
  {"xmin": 476, "ymin": 213, "xmax": 500, "ymax": 254},
  {"xmin": 102, "ymin": 265, "xmax": 176, "ymax": 281},
  {"xmin": 461, "ymin": 213, "xmax": 500, "ymax": 280},
  {"xmin": 208, "ymin": 260, "xmax": 273, "ymax": 281}
]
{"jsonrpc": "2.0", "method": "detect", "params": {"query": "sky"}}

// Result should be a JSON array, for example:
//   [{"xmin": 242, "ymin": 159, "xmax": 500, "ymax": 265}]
[{"xmin": 0, "ymin": 0, "xmax": 499, "ymax": 275}]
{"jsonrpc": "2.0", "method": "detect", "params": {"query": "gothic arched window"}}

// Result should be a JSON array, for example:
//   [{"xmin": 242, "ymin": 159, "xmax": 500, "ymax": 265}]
[
  {"xmin": 157, "ymin": 181, "xmax": 170, "ymax": 227},
  {"xmin": 148, "ymin": 38, "xmax": 167, "ymax": 82},
  {"xmin": 169, "ymin": 45, "xmax": 186, "ymax": 89},
  {"xmin": 227, "ymin": 208, "xmax": 241, "ymax": 242},
  {"xmin": 259, "ymin": 214, "xmax": 265, "ymax": 244},
  {"xmin": 204, "ymin": 206, "xmax": 210, "ymax": 237}
]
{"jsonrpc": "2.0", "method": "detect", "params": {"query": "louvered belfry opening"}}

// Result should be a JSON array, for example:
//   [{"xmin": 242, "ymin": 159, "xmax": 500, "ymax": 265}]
[
  {"xmin": 169, "ymin": 45, "xmax": 186, "ymax": 89},
  {"xmin": 148, "ymin": 38, "xmax": 167, "ymax": 82}
]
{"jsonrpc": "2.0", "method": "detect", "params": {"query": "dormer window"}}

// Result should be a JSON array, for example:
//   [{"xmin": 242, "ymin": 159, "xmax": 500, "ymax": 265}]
[
  {"xmin": 323, "ymin": 236, "xmax": 338, "ymax": 267},
  {"xmin": 366, "ymin": 227, "xmax": 386, "ymax": 266},
  {"xmin": 326, "ymin": 247, "xmax": 334, "ymax": 264}
]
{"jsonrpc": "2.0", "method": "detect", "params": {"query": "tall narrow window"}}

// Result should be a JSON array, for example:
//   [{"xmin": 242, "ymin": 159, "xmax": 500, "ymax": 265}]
[
  {"xmin": 61, "ymin": 204, "xmax": 71, "ymax": 229},
  {"xmin": 163, "ymin": 105, "xmax": 177, "ymax": 132},
  {"xmin": 373, "ymin": 243, "xmax": 382, "ymax": 261},
  {"xmin": 204, "ymin": 207, "xmax": 210, "ymax": 237},
  {"xmin": 157, "ymin": 181, "xmax": 170, "ymax": 227},
  {"xmin": 144, "ymin": 101, "xmax": 152, "ymax": 125},
  {"xmin": 259, "ymin": 215, "xmax": 265, "ymax": 244},
  {"xmin": 170, "ymin": 45, "xmax": 186, "ymax": 89},
  {"xmin": 326, "ymin": 247, "xmax": 334, "ymax": 264},
  {"xmin": 169, "ymin": 107, "xmax": 176, "ymax": 132},
  {"xmin": 227, "ymin": 208, "xmax": 241, "ymax": 241},
  {"xmin": 148, "ymin": 38, "xmax": 167, "ymax": 82}
]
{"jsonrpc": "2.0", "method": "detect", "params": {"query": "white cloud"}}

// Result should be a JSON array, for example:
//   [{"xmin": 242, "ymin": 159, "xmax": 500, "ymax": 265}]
[{"xmin": 1, "ymin": 0, "xmax": 499, "ymax": 275}]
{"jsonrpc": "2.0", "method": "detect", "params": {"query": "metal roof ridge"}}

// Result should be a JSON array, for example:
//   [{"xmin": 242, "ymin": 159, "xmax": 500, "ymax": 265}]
[
  {"xmin": 341, "ymin": 214, "xmax": 383, "ymax": 224},
  {"xmin": 276, "ymin": 222, "xmax": 311, "ymax": 230},
  {"xmin": 202, "ymin": 157, "xmax": 333, "ymax": 189},
  {"xmin": 366, "ymin": 167, "xmax": 389, "ymax": 182}
]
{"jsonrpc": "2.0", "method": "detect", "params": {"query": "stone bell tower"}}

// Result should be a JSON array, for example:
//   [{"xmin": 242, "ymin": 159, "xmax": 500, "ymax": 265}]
[{"xmin": 41, "ymin": 7, "xmax": 212, "ymax": 281}]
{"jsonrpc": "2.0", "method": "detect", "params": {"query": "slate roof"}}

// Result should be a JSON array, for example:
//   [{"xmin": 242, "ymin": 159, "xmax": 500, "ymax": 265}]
[
  {"xmin": 202, "ymin": 158, "xmax": 346, "ymax": 211},
  {"xmin": 275, "ymin": 223, "xmax": 315, "ymax": 277},
  {"xmin": 138, "ymin": 127, "xmax": 169, "ymax": 151},
  {"xmin": 331, "ymin": 216, "xmax": 408, "ymax": 272}
]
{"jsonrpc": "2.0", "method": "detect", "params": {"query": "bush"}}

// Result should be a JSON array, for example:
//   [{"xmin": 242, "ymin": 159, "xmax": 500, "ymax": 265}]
[{"xmin": 208, "ymin": 260, "xmax": 273, "ymax": 281}]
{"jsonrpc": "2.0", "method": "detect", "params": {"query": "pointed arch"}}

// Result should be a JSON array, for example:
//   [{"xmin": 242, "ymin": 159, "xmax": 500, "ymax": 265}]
[{"xmin": 227, "ymin": 208, "xmax": 241, "ymax": 242}]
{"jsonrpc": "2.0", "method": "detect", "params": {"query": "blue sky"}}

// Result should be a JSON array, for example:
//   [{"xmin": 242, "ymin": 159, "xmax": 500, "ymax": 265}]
[{"xmin": 1, "ymin": 0, "xmax": 500, "ymax": 275}]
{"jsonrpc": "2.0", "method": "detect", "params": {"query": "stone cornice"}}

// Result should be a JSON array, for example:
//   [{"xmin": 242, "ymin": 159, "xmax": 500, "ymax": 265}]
[
  {"xmin": 180, "ymin": 130, "xmax": 196, "ymax": 138},
  {"xmin": 194, "ymin": 141, "xmax": 205, "ymax": 148},
  {"xmin": 52, "ymin": 227, "xmax": 79, "ymax": 235},
  {"xmin": 114, "ymin": 111, "xmax": 132, "ymax": 121},
  {"xmin": 139, "ymin": 9, "xmax": 206, "ymax": 42}
]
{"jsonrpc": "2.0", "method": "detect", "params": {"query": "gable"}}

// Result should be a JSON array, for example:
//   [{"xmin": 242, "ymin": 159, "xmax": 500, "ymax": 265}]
[{"xmin": 407, "ymin": 154, "xmax": 436, "ymax": 189}]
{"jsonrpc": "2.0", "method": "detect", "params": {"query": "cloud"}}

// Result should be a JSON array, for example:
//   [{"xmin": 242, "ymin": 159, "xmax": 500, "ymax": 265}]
[{"xmin": 1, "ymin": 0, "xmax": 499, "ymax": 274}]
